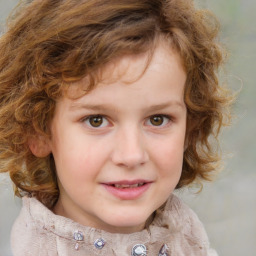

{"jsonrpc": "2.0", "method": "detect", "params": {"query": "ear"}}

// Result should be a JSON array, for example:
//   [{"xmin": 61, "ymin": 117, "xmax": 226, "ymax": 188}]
[{"xmin": 28, "ymin": 135, "xmax": 51, "ymax": 157}]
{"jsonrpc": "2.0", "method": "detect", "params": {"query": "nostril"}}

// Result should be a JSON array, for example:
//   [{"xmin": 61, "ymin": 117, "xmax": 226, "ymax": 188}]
[
  {"xmin": 111, "ymin": 131, "xmax": 149, "ymax": 168},
  {"xmin": 111, "ymin": 148, "xmax": 149, "ymax": 168}
]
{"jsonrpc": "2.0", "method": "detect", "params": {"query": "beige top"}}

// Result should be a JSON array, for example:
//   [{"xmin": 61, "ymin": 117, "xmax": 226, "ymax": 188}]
[{"xmin": 11, "ymin": 195, "xmax": 217, "ymax": 256}]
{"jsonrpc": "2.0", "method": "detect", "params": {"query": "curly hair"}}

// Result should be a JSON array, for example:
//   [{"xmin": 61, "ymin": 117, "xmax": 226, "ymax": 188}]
[{"xmin": 0, "ymin": 0, "xmax": 233, "ymax": 208}]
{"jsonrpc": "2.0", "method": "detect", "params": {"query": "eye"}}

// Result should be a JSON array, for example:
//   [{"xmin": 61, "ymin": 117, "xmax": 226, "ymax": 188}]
[
  {"xmin": 84, "ymin": 115, "xmax": 109, "ymax": 128},
  {"xmin": 146, "ymin": 115, "xmax": 171, "ymax": 127}
]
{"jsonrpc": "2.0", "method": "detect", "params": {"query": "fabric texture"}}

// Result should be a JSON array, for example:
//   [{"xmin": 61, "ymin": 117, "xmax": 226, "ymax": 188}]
[{"xmin": 11, "ymin": 194, "xmax": 218, "ymax": 256}]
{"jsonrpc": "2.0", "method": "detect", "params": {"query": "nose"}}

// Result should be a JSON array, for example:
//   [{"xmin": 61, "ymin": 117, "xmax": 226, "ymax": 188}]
[{"xmin": 111, "ymin": 126, "xmax": 149, "ymax": 169}]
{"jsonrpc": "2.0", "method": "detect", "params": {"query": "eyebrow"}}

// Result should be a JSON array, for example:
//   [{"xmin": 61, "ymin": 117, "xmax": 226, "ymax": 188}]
[
  {"xmin": 144, "ymin": 101, "xmax": 186, "ymax": 111},
  {"xmin": 69, "ymin": 101, "xmax": 185, "ymax": 112},
  {"xmin": 69, "ymin": 103, "xmax": 121, "ymax": 115}
]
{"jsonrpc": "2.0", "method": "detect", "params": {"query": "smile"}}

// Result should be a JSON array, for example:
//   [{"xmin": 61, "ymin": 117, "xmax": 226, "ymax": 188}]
[
  {"xmin": 102, "ymin": 180, "xmax": 152, "ymax": 200},
  {"xmin": 112, "ymin": 183, "xmax": 145, "ymax": 188}
]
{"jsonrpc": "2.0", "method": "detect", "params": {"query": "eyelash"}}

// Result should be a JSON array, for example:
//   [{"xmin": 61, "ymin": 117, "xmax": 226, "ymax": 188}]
[
  {"xmin": 83, "ymin": 115, "xmax": 109, "ymax": 128},
  {"xmin": 145, "ymin": 114, "xmax": 172, "ymax": 127},
  {"xmin": 82, "ymin": 114, "xmax": 172, "ymax": 128}
]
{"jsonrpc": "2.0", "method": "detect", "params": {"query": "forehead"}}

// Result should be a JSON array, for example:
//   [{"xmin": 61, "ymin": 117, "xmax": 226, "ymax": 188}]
[{"xmin": 66, "ymin": 40, "xmax": 186, "ymax": 98}]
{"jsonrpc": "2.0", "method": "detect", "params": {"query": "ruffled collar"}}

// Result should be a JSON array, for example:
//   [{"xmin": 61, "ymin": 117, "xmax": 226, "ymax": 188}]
[{"xmin": 21, "ymin": 194, "xmax": 198, "ymax": 255}]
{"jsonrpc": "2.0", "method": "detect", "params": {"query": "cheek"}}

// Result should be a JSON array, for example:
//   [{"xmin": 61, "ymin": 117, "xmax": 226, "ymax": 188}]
[
  {"xmin": 152, "ymin": 135, "xmax": 184, "ymax": 161},
  {"xmin": 152, "ymin": 138, "xmax": 184, "ymax": 176},
  {"xmin": 162, "ymin": 150, "xmax": 183, "ymax": 176},
  {"xmin": 55, "ymin": 142, "xmax": 108, "ymax": 182}
]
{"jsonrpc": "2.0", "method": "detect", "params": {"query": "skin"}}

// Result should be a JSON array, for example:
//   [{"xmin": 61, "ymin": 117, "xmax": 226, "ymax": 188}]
[{"xmin": 32, "ymin": 41, "xmax": 187, "ymax": 234}]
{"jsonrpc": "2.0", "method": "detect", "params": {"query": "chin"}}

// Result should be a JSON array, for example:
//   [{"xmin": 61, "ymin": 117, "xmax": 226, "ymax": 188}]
[{"xmin": 101, "ymin": 211, "xmax": 151, "ymax": 233}]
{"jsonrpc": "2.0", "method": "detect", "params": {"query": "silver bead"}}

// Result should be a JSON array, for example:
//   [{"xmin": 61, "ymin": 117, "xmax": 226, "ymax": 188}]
[
  {"xmin": 75, "ymin": 243, "xmax": 79, "ymax": 251},
  {"xmin": 94, "ymin": 238, "xmax": 105, "ymax": 249},
  {"xmin": 73, "ymin": 231, "xmax": 84, "ymax": 251},
  {"xmin": 131, "ymin": 244, "xmax": 147, "ymax": 256},
  {"xmin": 159, "ymin": 244, "xmax": 169, "ymax": 256},
  {"xmin": 73, "ymin": 231, "xmax": 84, "ymax": 241}
]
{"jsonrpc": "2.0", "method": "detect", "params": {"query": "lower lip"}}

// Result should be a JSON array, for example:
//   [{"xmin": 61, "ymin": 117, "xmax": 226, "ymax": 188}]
[{"xmin": 102, "ymin": 183, "xmax": 151, "ymax": 200}]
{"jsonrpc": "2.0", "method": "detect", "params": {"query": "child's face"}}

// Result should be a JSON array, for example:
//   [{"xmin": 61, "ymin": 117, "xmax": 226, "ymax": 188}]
[{"xmin": 48, "ymin": 42, "xmax": 187, "ymax": 233}]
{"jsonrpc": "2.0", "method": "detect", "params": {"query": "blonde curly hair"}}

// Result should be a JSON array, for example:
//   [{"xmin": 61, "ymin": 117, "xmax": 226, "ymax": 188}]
[{"xmin": 0, "ymin": 0, "xmax": 233, "ymax": 208}]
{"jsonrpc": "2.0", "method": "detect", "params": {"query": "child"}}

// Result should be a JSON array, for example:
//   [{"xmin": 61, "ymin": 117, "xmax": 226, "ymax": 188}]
[{"xmin": 0, "ymin": 0, "xmax": 232, "ymax": 255}]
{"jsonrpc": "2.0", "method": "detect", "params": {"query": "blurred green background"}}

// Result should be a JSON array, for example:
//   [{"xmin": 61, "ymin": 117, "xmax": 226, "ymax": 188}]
[
  {"xmin": 0, "ymin": 0, "xmax": 255, "ymax": 255},
  {"xmin": 181, "ymin": 0, "xmax": 256, "ymax": 255}
]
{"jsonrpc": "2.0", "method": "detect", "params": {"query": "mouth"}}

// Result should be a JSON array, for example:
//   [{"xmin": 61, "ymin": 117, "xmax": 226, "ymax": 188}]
[
  {"xmin": 111, "ymin": 183, "xmax": 145, "ymax": 188},
  {"xmin": 104, "ymin": 180, "xmax": 150, "ymax": 188},
  {"xmin": 102, "ymin": 180, "xmax": 152, "ymax": 200}
]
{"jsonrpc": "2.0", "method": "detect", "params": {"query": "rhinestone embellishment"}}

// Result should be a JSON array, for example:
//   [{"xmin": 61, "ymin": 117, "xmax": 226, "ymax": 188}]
[
  {"xmin": 73, "ymin": 231, "xmax": 84, "ymax": 241},
  {"xmin": 74, "ymin": 243, "xmax": 80, "ymax": 251},
  {"xmin": 73, "ymin": 231, "xmax": 84, "ymax": 251},
  {"xmin": 159, "ymin": 244, "xmax": 169, "ymax": 256},
  {"xmin": 94, "ymin": 238, "xmax": 105, "ymax": 249},
  {"xmin": 131, "ymin": 244, "xmax": 147, "ymax": 256}
]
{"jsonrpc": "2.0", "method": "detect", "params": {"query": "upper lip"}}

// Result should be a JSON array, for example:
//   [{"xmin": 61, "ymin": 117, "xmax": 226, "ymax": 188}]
[{"xmin": 102, "ymin": 180, "xmax": 152, "ymax": 185}]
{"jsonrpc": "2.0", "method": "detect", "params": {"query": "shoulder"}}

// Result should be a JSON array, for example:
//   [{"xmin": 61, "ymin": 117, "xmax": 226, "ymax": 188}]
[
  {"xmin": 11, "ymin": 196, "xmax": 57, "ymax": 256},
  {"xmin": 153, "ymin": 194, "xmax": 218, "ymax": 256}
]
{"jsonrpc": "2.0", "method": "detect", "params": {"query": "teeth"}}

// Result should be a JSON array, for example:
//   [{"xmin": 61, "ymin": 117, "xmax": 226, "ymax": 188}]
[{"xmin": 113, "ymin": 183, "xmax": 144, "ymax": 188}]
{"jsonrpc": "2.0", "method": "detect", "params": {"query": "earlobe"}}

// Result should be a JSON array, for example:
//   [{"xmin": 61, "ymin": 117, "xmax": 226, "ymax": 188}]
[{"xmin": 28, "ymin": 135, "xmax": 51, "ymax": 157}]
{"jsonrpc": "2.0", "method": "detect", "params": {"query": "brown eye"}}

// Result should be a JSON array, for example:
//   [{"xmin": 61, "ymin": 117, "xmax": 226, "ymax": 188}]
[
  {"xmin": 89, "ymin": 116, "xmax": 103, "ymax": 127},
  {"xmin": 85, "ymin": 115, "xmax": 108, "ymax": 128},
  {"xmin": 150, "ymin": 115, "xmax": 164, "ymax": 126},
  {"xmin": 148, "ymin": 115, "xmax": 170, "ymax": 126}
]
